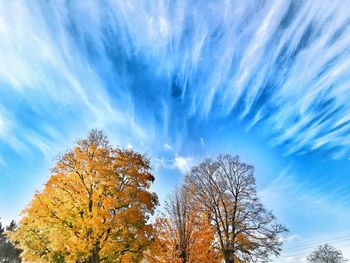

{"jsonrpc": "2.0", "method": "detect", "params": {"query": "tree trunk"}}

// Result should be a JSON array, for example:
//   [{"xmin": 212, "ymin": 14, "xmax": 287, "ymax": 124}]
[
  {"xmin": 87, "ymin": 245, "xmax": 100, "ymax": 263},
  {"xmin": 224, "ymin": 250, "xmax": 235, "ymax": 263},
  {"xmin": 179, "ymin": 247, "xmax": 187, "ymax": 263}
]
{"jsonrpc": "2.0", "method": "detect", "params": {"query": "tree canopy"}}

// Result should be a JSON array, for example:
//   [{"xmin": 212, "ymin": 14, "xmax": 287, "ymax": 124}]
[
  {"xmin": 6, "ymin": 132, "xmax": 288, "ymax": 263},
  {"xmin": 307, "ymin": 244, "xmax": 347, "ymax": 263},
  {"xmin": 185, "ymin": 154, "xmax": 287, "ymax": 263},
  {"xmin": 8, "ymin": 130, "xmax": 158, "ymax": 263}
]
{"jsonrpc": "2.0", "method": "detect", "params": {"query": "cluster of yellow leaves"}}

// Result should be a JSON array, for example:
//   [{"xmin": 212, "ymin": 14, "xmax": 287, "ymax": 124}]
[{"xmin": 9, "ymin": 131, "xmax": 158, "ymax": 263}]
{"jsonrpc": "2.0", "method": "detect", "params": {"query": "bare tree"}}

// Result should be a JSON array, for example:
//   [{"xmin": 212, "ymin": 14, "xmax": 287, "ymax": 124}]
[
  {"xmin": 167, "ymin": 187, "xmax": 195, "ymax": 262},
  {"xmin": 307, "ymin": 244, "xmax": 347, "ymax": 263},
  {"xmin": 185, "ymin": 154, "xmax": 287, "ymax": 263}
]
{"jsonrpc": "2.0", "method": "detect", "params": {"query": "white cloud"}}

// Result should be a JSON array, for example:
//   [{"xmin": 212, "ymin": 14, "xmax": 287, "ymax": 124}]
[
  {"xmin": 1, "ymin": 0, "xmax": 349, "ymax": 160},
  {"xmin": 126, "ymin": 143, "xmax": 133, "ymax": 150},
  {"xmin": 285, "ymin": 234, "xmax": 302, "ymax": 243},
  {"xmin": 0, "ymin": 1, "xmax": 151, "ymax": 157},
  {"xmin": 173, "ymin": 155, "xmax": 194, "ymax": 174},
  {"xmin": 163, "ymin": 143, "xmax": 171, "ymax": 150},
  {"xmin": 152, "ymin": 157, "xmax": 172, "ymax": 172}
]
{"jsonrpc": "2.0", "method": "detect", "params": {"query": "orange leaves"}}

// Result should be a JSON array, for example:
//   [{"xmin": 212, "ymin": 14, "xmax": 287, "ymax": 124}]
[
  {"xmin": 146, "ymin": 188, "xmax": 221, "ymax": 263},
  {"xmin": 147, "ymin": 214, "xmax": 220, "ymax": 263},
  {"xmin": 9, "ymin": 130, "xmax": 158, "ymax": 262},
  {"xmin": 236, "ymin": 233, "xmax": 253, "ymax": 251}
]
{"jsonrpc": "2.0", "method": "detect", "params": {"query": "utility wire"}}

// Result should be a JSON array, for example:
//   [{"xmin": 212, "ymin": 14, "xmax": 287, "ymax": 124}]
[
  {"xmin": 279, "ymin": 243, "xmax": 350, "ymax": 259},
  {"xmin": 284, "ymin": 234, "xmax": 350, "ymax": 252},
  {"xmin": 281, "ymin": 231, "xmax": 350, "ymax": 249}
]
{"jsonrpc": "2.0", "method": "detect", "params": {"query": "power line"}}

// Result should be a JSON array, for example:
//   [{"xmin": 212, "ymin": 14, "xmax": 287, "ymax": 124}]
[
  {"xmin": 277, "ymin": 232, "xmax": 350, "ymax": 260},
  {"xmin": 281, "ymin": 231, "xmax": 350, "ymax": 249},
  {"xmin": 279, "ymin": 243, "xmax": 350, "ymax": 260},
  {"xmin": 284, "ymin": 234, "xmax": 350, "ymax": 252}
]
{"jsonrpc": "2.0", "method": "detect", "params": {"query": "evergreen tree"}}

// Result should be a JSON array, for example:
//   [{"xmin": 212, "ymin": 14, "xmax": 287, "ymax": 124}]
[{"xmin": 0, "ymin": 219, "xmax": 21, "ymax": 263}]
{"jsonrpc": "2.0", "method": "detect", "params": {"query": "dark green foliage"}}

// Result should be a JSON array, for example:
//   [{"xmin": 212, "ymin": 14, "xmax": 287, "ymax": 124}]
[{"xmin": 0, "ymin": 219, "xmax": 21, "ymax": 263}]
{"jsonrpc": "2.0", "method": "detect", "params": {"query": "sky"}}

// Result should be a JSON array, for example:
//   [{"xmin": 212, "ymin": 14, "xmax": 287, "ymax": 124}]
[{"xmin": 0, "ymin": 0, "xmax": 350, "ymax": 261}]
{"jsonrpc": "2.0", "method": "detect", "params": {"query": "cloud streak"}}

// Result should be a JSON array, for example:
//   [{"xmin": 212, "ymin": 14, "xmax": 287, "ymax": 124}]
[{"xmin": 0, "ymin": 1, "xmax": 350, "ymax": 159}]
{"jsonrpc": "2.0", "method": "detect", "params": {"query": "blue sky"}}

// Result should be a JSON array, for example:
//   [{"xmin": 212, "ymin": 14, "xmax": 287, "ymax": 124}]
[{"xmin": 1, "ymin": 0, "xmax": 350, "ymax": 261}]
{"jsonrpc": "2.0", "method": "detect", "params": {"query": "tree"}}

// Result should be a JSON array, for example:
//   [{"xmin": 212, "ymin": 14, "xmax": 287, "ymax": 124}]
[
  {"xmin": 145, "ymin": 187, "xmax": 221, "ymax": 263},
  {"xmin": 307, "ymin": 244, "xmax": 347, "ymax": 263},
  {"xmin": 0, "ymin": 220, "xmax": 21, "ymax": 263},
  {"xmin": 8, "ymin": 130, "xmax": 158, "ymax": 263},
  {"xmin": 185, "ymin": 154, "xmax": 287, "ymax": 263}
]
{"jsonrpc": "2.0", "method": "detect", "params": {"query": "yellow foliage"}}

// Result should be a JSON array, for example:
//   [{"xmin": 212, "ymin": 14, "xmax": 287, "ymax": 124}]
[{"xmin": 8, "ymin": 130, "xmax": 158, "ymax": 263}]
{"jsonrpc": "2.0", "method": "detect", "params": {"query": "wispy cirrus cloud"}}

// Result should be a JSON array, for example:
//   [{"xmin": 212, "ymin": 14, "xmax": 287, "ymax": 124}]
[
  {"xmin": 1, "ymin": 1, "xmax": 350, "ymax": 159},
  {"xmin": 0, "ymin": 1, "xmax": 150, "ymax": 160}
]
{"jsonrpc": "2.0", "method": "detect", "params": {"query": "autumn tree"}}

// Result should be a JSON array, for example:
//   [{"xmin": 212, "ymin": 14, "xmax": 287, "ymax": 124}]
[
  {"xmin": 307, "ymin": 244, "xmax": 347, "ymax": 263},
  {"xmin": 8, "ymin": 130, "xmax": 158, "ymax": 263},
  {"xmin": 185, "ymin": 154, "xmax": 287, "ymax": 263},
  {"xmin": 146, "ymin": 187, "xmax": 220, "ymax": 263},
  {"xmin": 0, "ymin": 219, "xmax": 21, "ymax": 262}
]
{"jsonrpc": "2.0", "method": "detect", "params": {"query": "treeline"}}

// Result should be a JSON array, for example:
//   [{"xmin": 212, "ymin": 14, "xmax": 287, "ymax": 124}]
[{"xmin": 3, "ymin": 130, "xmax": 287, "ymax": 263}]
